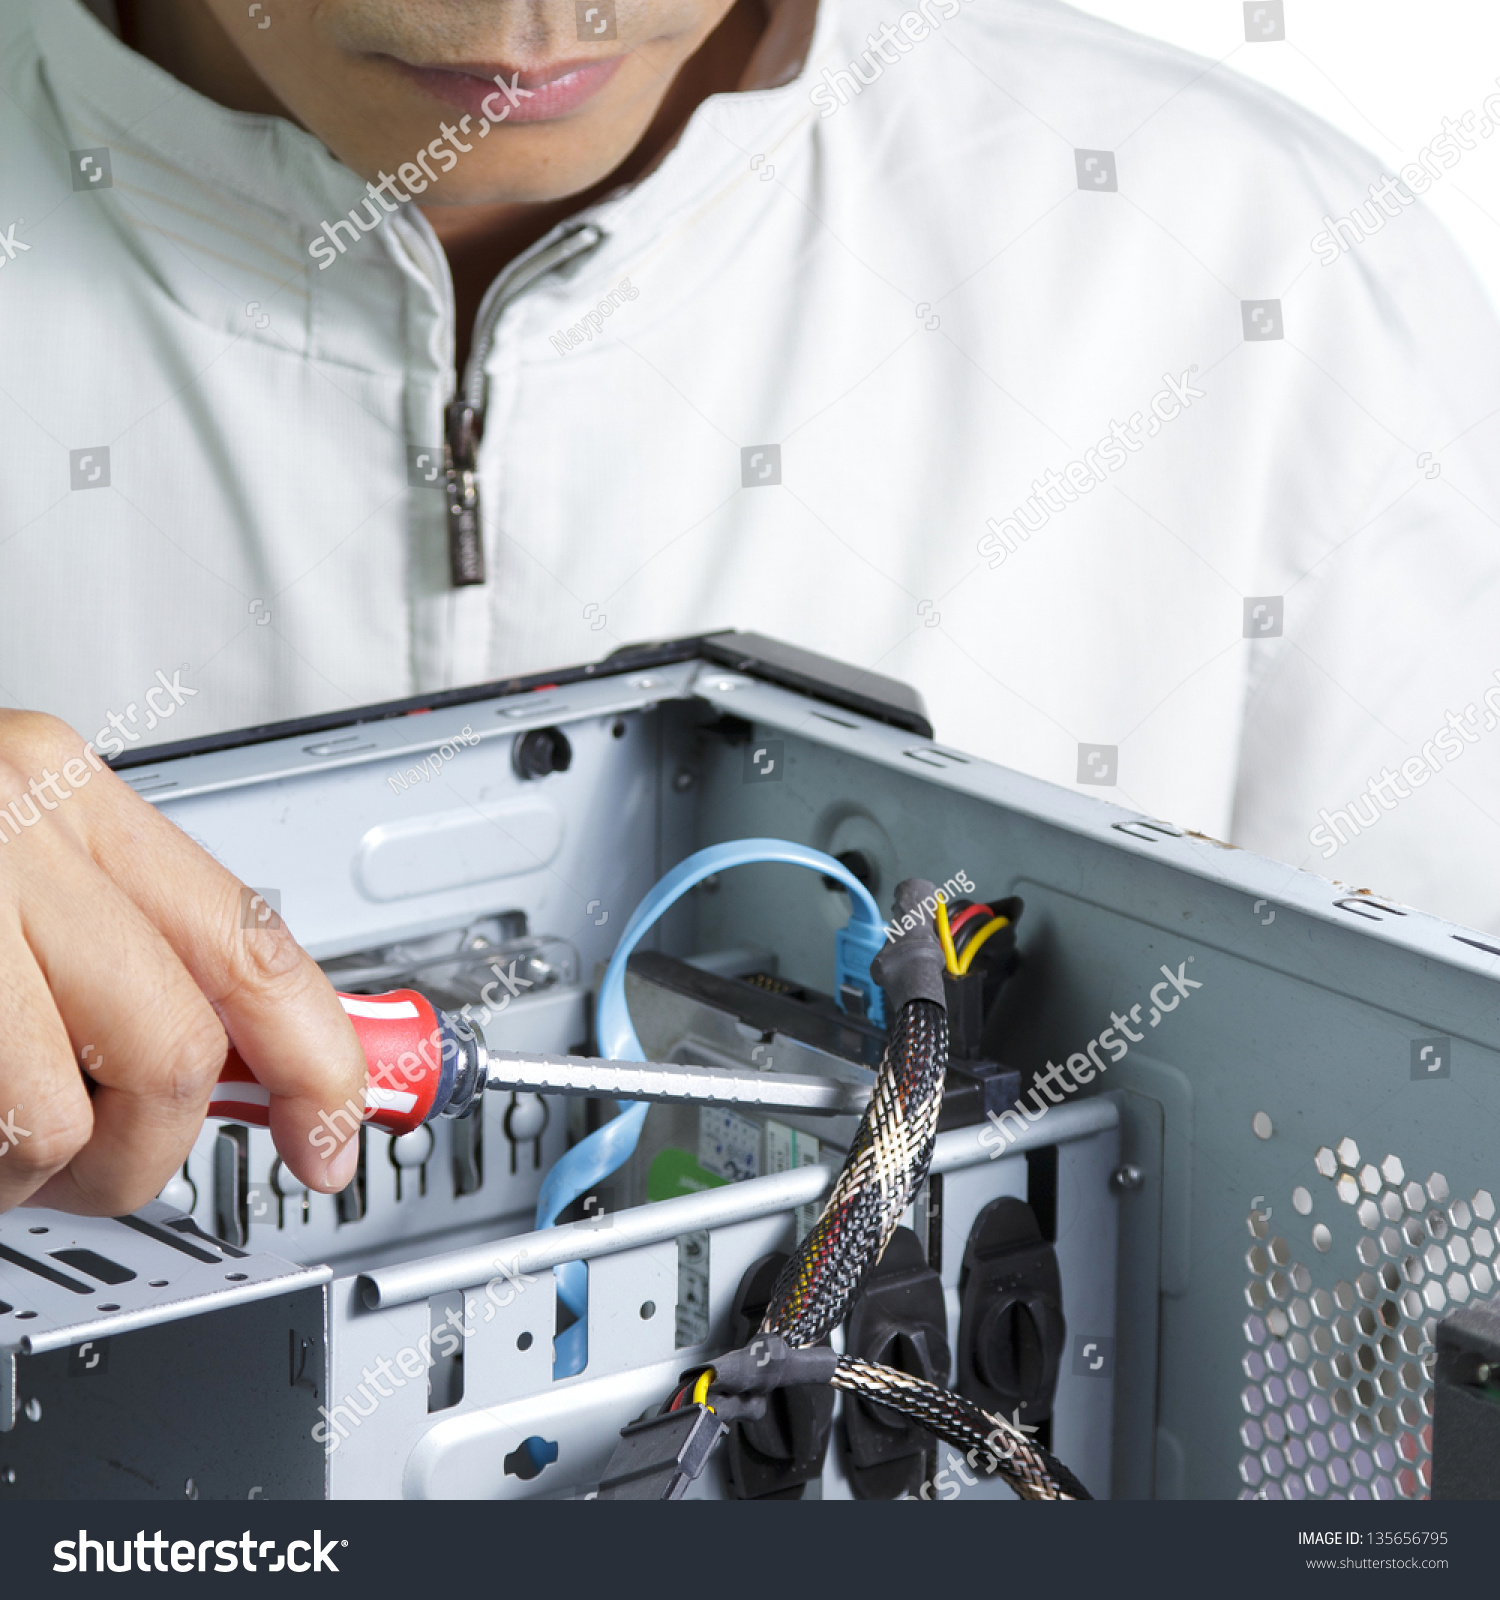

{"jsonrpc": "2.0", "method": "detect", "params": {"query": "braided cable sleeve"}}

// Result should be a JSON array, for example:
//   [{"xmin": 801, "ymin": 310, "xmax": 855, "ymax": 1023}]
[
  {"xmin": 833, "ymin": 1358, "xmax": 1092, "ymax": 1501},
  {"xmin": 759, "ymin": 999, "xmax": 948, "ymax": 1345},
  {"xmin": 753, "ymin": 992, "xmax": 1088, "ymax": 1502}
]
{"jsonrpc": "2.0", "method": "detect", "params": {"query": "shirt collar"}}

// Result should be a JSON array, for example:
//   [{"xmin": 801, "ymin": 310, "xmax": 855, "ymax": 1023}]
[{"xmin": 29, "ymin": 0, "xmax": 376, "ymax": 221}]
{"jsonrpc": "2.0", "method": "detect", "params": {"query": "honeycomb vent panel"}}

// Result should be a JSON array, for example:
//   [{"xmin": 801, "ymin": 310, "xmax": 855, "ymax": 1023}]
[{"xmin": 1239, "ymin": 1141, "xmax": 1495, "ymax": 1500}]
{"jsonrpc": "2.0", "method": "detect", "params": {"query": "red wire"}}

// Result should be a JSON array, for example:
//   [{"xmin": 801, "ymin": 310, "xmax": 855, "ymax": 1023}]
[
  {"xmin": 947, "ymin": 903, "xmax": 992, "ymax": 941},
  {"xmin": 668, "ymin": 1373, "xmax": 706, "ymax": 1412}
]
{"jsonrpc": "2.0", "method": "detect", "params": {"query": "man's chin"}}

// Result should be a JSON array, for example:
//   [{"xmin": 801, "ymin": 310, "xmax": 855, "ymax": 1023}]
[
  {"xmin": 394, "ymin": 154, "xmax": 633, "ymax": 210},
  {"xmin": 336, "ymin": 107, "xmax": 659, "ymax": 211}
]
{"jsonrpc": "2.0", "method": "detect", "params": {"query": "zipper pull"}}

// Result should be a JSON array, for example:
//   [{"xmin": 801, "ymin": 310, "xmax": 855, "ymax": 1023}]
[
  {"xmin": 444, "ymin": 398, "xmax": 485, "ymax": 586},
  {"xmin": 438, "ymin": 223, "xmax": 605, "ymax": 589}
]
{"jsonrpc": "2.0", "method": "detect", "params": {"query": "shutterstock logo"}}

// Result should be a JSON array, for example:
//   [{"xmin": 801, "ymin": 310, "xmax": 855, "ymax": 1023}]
[
  {"xmin": 740, "ymin": 444, "xmax": 781, "ymax": 487},
  {"xmin": 54, "ymin": 1530, "xmax": 345, "ymax": 1573},
  {"xmin": 1243, "ymin": 596, "xmax": 1284, "ymax": 638},
  {"xmin": 1242, "ymin": 299, "xmax": 1284, "ymax": 341},
  {"xmin": 743, "ymin": 740, "xmax": 783, "ymax": 784},
  {"xmin": 406, "ymin": 446, "xmax": 442, "ymax": 488},
  {"xmin": 69, "ymin": 447, "xmax": 110, "ymax": 490},
  {"xmin": 69, "ymin": 148, "xmax": 113, "ymax": 190},
  {"xmin": 576, "ymin": 0, "xmax": 617, "ymax": 38},
  {"xmin": 1072, "ymin": 1335, "xmax": 1115, "ymax": 1376},
  {"xmin": 1076, "ymin": 744, "xmax": 1117, "ymax": 787},
  {"xmin": 1074, "ymin": 149, "xmax": 1117, "ymax": 191},
  {"xmin": 1244, "ymin": 2, "xmax": 1285, "ymax": 41},
  {"xmin": 1411, "ymin": 1037, "xmax": 1451, "ymax": 1081}
]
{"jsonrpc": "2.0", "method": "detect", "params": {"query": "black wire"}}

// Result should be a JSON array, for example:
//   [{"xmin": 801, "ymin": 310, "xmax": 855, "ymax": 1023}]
[
  {"xmin": 751, "ymin": 992, "xmax": 1088, "ymax": 1502},
  {"xmin": 665, "ymin": 1380, "xmax": 693, "ymax": 1413}
]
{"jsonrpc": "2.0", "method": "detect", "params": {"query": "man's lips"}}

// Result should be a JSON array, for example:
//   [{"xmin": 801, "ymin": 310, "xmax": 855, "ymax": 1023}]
[{"xmin": 391, "ymin": 57, "xmax": 624, "ymax": 124}]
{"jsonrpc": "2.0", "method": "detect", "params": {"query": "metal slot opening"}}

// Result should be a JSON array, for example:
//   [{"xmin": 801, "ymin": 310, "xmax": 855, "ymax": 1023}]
[
  {"xmin": 124, "ymin": 773, "xmax": 177, "ymax": 795},
  {"xmin": 114, "ymin": 1215, "xmax": 224, "ymax": 1264},
  {"xmin": 1112, "ymin": 819, "xmax": 1183, "ymax": 842},
  {"xmin": 1333, "ymin": 897, "xmax": 1407, "ymax": 923},
  {"xmin": 214, "ymin": 1125, "xmax": 250, "ymax": 1247},
  {"xmin": 48, "ymin": 1249, "xmax": 136, "ymax": 1286},
  {"xmin": 427, "ymin": 1291, "xmax": 466, "ymax": 1412},
  {"xmin": 903, "ymin": 747, "xmax": 970, "ymax": 768},
  {"xmin": 336, "ymin": 1128, "xmax": 368, "ymax": 1224},
  {"xmin": 0, "ymin": 1244, "xmax": 91, "ymax": 1294},
  {"xmin": 165, "ymin": 1215, "xmax": 247, "ymax": 1258},
  {"xmin": 303, "ymin": 735, "xmax": 379, "ymax": 757}
]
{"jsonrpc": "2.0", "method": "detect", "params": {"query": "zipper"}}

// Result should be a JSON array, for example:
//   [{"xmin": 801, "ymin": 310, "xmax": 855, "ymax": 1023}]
[{"xmin": 443, "ymin": 222, "xmax": 606, "ymax": 586}]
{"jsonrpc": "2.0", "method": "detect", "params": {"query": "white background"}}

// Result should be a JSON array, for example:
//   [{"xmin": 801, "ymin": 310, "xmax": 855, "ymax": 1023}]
[{"xmin": 1069, "ymin": 1, "xmax": 1500, "ymax": 313}]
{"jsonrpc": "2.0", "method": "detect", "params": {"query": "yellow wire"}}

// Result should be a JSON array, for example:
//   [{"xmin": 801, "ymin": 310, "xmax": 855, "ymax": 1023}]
[
  {"xmin": 934, "ymin": 897, "xmax": 959, "ymax": 975},
  {"xmin": 692, "ymin": 1368, "xmax": 715, "ymax": 1411},
  {"xmin": 956, "ymin": 916, "xmax": 1010, "ymax": 976}
]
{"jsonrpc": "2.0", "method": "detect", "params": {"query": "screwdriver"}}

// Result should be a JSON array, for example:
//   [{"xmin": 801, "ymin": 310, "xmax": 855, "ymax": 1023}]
[{"xmin": 209, "ymin": 989, "xmax": 870, "ymax": 1136}]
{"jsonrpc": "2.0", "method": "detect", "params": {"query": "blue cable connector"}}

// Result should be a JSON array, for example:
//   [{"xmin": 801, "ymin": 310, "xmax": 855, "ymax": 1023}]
[{"xmin": 537, "ymin": 838, "xmax": 885, "ymax": 1376}]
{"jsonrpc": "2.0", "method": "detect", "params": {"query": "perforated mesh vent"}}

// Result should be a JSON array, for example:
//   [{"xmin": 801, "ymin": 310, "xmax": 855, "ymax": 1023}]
[{"xmin": 1238, "ymin": 1140, "xmax": 1496, "ymax": 1500}]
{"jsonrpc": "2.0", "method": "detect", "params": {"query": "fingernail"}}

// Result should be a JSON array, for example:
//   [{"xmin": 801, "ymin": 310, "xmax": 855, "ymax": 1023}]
[{"xmin": 326, "ymin": 1135, "xmax": 360, "ymax": 1191}]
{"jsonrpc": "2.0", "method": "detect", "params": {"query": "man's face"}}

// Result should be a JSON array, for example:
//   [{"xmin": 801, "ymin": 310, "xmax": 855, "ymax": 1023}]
[{"xmin": 203, "ymin": 0, "xmax": 740, "ymax": 202}]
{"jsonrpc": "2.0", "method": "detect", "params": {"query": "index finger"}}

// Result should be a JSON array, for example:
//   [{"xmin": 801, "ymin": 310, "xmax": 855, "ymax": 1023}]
[{"xmin": 73, "ymin": 762, "xmax": 367, "ymax": 1193}]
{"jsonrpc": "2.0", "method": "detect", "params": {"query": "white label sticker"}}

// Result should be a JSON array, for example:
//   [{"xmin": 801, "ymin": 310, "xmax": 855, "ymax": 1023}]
[{"xmin": 699, "ymin": 1107, "xmax": 760, "ymax": 1183}]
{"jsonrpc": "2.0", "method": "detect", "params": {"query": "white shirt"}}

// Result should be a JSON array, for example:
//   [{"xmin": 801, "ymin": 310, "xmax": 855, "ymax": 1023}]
[{"xmin": 4, "ymin": 0, "xmax": 1500, "ymax": 929}]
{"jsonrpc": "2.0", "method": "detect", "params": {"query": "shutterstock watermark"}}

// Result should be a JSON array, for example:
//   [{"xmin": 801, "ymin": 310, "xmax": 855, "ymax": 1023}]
[
  {"xmin": 312, "ymin": 1248, "xmax": 539, "ymax": 1451},
  {"xmin": 909, "ymin": 1412, "xmax": 1038, "ymax": 1499},
  {"xmin": 0, "ymin": 1107, "xmax": 32, "ymax": 1158},
  {"xmin": 1308, "ymin": 671, "xmax": 1500, "ymax": 859},
  {"xmin": 0, "ymin": 217, "xmax": 30, "ymax": 271},
  {"xmin": 810, "ymin": 0, "xmax": 974, "ymax": 118},
  {"xmin": 308, "ymin": 74, "xmax": 539, "ymax": 269},
  {"xmin": 1312, "ymin": 81, "xmax": 1500, "ymax": 264},
  {"xmin": 980, "ymin": 959, "xmax": 1203, "ymax": 1155},
  {"xmin": 0, "ymin": 670, "xmax": 196, "ymax": 848},
  {"xmin": 550, "ymin": 277, "xmax": 639, "ymax": 353},
  {"xmin": 92, "ymin": 668, "xmax": 198, "ymax": 756},
  {"xmin": 387, "ymin": 724, "xmax": 479, "ymax": 795},
  {"xmin": 976, "ymin": 370, "xmax": 1204, "ymax": 568},
  {"xmin": 54, "ymin": 1530, "xmax": 342, "ymax": 1574},
  {"xmin": 307, "ymin": 956, "xmax": 536, "ymax": 1158},
  {"xmin": 0, "ymin": 752, "xmax": 103, "ymax": 846}
]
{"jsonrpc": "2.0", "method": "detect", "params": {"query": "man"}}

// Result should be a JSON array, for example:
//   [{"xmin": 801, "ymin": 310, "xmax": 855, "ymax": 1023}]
[{"xmin": 1, "ymin": 0, "xmax": 1498, "ymax": 1215}]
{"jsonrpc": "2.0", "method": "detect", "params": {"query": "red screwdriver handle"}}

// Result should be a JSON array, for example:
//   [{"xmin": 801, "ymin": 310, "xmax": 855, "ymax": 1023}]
[{"xmin": 208, "ymin": 989, "xmax": 449, "ymax": 1137}]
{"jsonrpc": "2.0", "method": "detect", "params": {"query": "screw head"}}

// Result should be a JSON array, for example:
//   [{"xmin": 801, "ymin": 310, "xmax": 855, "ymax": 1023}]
[
  {"xmin": 513, "ymin": 726, "xmax": 572, "ymax": 780},
  {"xmin": 1110, "ymin": 1164, "xmax": 1143, "ymax": 1192}
]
